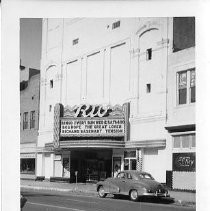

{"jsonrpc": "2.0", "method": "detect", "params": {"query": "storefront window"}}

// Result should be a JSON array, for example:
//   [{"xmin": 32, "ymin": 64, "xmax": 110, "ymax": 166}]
[
  {"xmin": 124, "ymin": 151, "xmax": 137, "ymax": 170},
  {"xmin": 20, "ymin": 158, "xmax": 35, "ymax": 174},
  {"xmin": 182, "ymin": 135, "xmax": 190, "ymax": 148},
  {"xmin": 173, "ymin": 134, "xmax": 195, "ymax": 149},
  {"xmin": 174, "ymin": 136, "xmax": 181, "ymax": 148}
]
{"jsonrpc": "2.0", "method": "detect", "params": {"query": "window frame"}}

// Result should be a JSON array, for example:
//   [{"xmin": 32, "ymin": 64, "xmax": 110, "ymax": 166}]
[
  {"xmin": 177, "ymin": 68, "xmax": 196, "ymax": 106},
  {"xmin": 23, "ymin": 112, "xmax": 28, "ymax": 130},
  {"xmin": 173, "ymin": 133, "xmax": 196, "ymax": 150},
  {"xmin": 30, "ymin": 111, "xmax": 35, "ymax": 129}
]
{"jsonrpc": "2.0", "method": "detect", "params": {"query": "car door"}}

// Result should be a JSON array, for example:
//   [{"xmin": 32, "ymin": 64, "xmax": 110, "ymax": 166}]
[
  {"xmin": 115, "ymin": 172, "xmax": 127, "ymax": 194},
  {"xmin": 123, "ymin": 172, "xmax": 135, "ymax": 194}
]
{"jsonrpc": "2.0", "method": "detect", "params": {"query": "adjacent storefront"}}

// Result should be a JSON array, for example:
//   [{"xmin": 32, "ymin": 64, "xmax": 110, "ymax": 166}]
[{"xmin": 166, "ymin": 125, "xmax": 196, "ymax": 191}]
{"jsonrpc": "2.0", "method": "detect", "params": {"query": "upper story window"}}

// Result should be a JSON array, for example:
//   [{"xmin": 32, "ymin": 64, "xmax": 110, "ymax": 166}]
[
  {"xmin": 173, "ymin": 134, "xmax": 195, "ymax": 149},
  {"xmin": 146, "ymin": 84, "xmax": 151, "ymax": 93},
  {"xmin": 112, "ymin": 21, "xmax": 120, "ymax": 29},
  {"xmin": 72, "ymin": 38, "xmax": 79, "ymax": 45},
  {"xmin": 50, "ymin": 80, "xmax": 53, "ymax": 88},
  {"xmin": 49, "ymin": 105, "xmax": 52, "ymax": 112},
  {"xmin": 23, "ymin": 112, "xmax": 28, "ymax": 130},
  {"xmin": 30, "ymin": 111, "xmax": 35, "ymax": 129},
  {"xmin": 177, "ymin": 68, "xmax": 195, "ymax": 105},
  {"xmin": 146, "ymin": 48, "xmax": 152, "ymax": 60},
  {"xmin": 173, "ymin": 17, "xmax": 195, "ymax": 52}
]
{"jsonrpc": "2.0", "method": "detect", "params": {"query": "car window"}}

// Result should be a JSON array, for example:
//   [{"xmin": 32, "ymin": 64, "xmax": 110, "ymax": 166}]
[
  {"xmin": 127, "ymin": 173, "xmax": 132, "ymax": 179},
  {"xmin": 138, "ymin": 173, "xmax": 154, "ymax": 180},
  {"xmin": 117, "ymin": 172, "xmax": 125, "ymax": 179}
]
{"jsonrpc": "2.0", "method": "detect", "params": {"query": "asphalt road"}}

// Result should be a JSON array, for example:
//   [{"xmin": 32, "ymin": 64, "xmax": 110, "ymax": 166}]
[{"xmin": 21, "ymin": 189, "xmax": 195, "ymax": 211}]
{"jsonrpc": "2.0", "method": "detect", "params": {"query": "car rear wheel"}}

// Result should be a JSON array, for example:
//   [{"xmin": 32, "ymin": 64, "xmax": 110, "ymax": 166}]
[
  {"xmin": 129, "ymin": 189, "xmax": 139, "ymax": 202},
  {"xmin": 98, "ymin": 186, "xmax": 107, "ymax": 198}
]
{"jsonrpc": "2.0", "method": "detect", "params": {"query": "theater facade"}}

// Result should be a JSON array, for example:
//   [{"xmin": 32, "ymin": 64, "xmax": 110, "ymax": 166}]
[{"xmin": 36, "ymin": 17, "xmax": 195, "ymax": 189}]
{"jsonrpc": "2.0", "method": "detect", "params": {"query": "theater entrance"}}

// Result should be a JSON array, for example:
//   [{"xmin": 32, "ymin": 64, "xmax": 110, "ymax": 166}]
[{"xmin": 70, "ymin": 149, "xmax": 112, "ymax": 183}]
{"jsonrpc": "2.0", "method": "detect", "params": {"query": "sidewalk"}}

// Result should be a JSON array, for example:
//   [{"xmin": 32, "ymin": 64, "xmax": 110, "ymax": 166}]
[{"xmin": 21, "ymin": 179, "xmax": 195, "ymax": 207}]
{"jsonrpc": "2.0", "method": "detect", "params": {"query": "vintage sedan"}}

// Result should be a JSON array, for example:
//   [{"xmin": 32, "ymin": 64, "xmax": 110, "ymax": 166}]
[{"xmin": 96, "ymin": 170, "xmax": 170, "ymax": 201}]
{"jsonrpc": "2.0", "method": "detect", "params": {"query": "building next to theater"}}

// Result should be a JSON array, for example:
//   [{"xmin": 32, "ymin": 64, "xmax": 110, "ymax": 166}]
[
  {"xmin": 36, "ymin": 18, "xmax": 195, "ymax": 190},
  {"xmin": 20, "ymin": 64, "xmax": 40, "ymax": 179}
]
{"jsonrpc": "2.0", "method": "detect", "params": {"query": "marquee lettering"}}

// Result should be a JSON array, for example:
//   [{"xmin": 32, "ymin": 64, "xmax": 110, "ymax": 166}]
[{"xmin": 74, "ymin": 104, "xmax": 109, "ymax": 118}]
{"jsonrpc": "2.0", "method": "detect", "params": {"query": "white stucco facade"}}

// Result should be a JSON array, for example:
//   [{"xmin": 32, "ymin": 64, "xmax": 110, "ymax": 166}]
[{"xmin": 37, "ymin": 18, "xmax": 195, "ymax": 187}]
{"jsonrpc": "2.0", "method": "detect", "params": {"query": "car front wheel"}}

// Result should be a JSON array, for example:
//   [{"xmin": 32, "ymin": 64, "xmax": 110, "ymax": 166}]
[
  {"xmin": 129, "ymin": 189, "xmax": 139, "ymax": 202},
  {"xmin": 98, "ymin": 186, "xmax": 107, "ymax": 198}
]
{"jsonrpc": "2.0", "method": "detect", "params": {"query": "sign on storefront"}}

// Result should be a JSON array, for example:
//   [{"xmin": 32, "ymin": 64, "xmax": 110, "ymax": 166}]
[
  {"xmin": 172, "ymin": 152, "xmax": 195, "ymax": 172},
  {"xmin": 60, "ymin": 118, "xmax": 125, "ymax": 137}
]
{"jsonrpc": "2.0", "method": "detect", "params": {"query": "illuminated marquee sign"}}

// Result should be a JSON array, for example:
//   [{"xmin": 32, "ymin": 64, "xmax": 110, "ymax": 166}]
[{"xmin": 60, "ymin": 104, "xmax": 125, "ymax": 137}]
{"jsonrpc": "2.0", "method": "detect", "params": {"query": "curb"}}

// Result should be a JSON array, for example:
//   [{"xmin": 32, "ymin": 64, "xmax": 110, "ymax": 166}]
[{"xmin": 21, "ymin": 185, "xmax": 97, "ymax": 195}]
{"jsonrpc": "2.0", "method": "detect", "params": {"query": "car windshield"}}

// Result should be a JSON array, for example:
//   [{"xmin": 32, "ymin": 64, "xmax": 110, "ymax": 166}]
[{"xmin": 137, "ymin": 173, "xmax": 154, "ymax": 180}]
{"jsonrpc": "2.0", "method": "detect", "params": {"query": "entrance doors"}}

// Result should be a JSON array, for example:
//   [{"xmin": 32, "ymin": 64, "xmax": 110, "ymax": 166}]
[{"xmin": 62, "ymin": 156, "xmax": 70, "ymax": 178}]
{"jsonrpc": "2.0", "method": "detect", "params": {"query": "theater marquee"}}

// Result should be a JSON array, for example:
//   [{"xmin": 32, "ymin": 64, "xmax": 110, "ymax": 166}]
[
  {"xmin": 60, "ymin": 118, "xmax": 125, "ymax": 137},
  {"xmin": 53, "ymin": 103, "xmax": 129, "ymax": 148}
]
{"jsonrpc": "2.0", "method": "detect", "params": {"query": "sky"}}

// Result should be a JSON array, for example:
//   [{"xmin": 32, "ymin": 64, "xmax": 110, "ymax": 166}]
[{"xmin": 20, "ymin": 18, "xmax": 42, "ymax": 70}]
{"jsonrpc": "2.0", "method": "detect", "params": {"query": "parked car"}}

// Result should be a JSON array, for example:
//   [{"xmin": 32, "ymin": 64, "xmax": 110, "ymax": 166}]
[{"xmin": 96, "ymin": 170, "xmax": 170, "ymax": 201}]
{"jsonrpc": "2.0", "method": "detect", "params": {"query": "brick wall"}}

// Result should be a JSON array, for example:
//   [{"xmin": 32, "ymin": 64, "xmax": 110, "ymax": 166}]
[{"xmin": 20, "ymin": 74, "xmax": 40, "ymax": 144}]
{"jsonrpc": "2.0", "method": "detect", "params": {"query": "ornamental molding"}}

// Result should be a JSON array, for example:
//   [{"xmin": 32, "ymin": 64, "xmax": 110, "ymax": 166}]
[{"xmin": 136, "ymin": 21, "xmax": 161, "ymax": 36}]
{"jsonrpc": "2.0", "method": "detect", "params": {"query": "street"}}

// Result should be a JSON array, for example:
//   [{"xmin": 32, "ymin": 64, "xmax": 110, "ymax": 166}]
[{"xmin": 21, "ymin": 189, "xmax": 195, "ymax": 211}]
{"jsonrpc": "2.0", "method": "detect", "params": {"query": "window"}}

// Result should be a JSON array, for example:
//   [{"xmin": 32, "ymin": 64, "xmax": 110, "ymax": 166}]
[
  {"xmin": 30, "ymin": 111, "xmax": 35, "ymax": 129},
  {"xmin": 173, "ymin": 17, "xmax": 195, "ymax": 52},
  {"xmin": 23, "ymin": 112, "xmax": 28, "ymax": 130},
  {"xmin": 174, "ymin": 136, "xmax": 181, "ymax": 148},
  {"xmin": 117, "ymin": 172, "xmax": 125, "ymax": 179},
  {"xmin": 146, "ymin": 48, "xmax": 152, "ymax": 60},
  {"xmin": 20, "ymin": 113, "xmax": 21, "ymax": 128},
  {"xmin": 112, "ymin": 21, "xmax": 120, "ymax": 29},
  {"xmin": 177, "ymin": 68, "xmax": 196, "ymax": 105},
  {"xmin": 178, "ymin": 71, "xmax": 187, "ymax": 104},
  {"xmin": 50, "ymin": 80, "xmax": 53, "ymax": 88},
  {"xmin": 20, "ymin": 158, "xmax": 35, "ymax": 174},
  {"xmin": 72, "ymin": 38, "xmax": 79, "ymax": 45},
  {"xmin": 146, "ymin": 84, "xmax": 151, "ymax": 93},
  {"xmin": 190, "ymin": 70, "xmax": 196, "ymax": 103},
  {"xmin": 173, "ymin": 134, "xmax": 195, "ymax": 149},
  {"xmin": 127, "ymin": 173, "xmax": 132, "ymax": 179}
]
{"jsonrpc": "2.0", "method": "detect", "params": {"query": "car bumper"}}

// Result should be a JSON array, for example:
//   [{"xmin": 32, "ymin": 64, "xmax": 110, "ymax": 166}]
[{"xmin": 142, "ymin": 192, "xmax": 170, "ymax": 197}]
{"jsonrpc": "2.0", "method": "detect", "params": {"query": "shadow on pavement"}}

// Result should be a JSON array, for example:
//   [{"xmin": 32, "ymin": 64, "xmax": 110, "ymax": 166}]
[{"xmin": 110, "ymin": 194, "xmax": 175, "ymax": 204}]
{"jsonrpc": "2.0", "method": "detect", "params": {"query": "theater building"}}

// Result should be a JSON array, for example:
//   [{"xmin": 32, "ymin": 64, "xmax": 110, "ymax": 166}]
[{"xmin": 36, "ymin": 18, "xmax": 195, "ymax": 189}]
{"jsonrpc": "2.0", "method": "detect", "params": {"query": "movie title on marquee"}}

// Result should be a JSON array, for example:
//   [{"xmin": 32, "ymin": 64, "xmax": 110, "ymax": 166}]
[{"xmin": 60, "ymin": 118, "xmax": 125, "ymax": 137}]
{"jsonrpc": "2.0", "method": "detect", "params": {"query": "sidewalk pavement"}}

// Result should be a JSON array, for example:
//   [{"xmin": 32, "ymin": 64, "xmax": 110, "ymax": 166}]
[{"xmin": 21, "ymin": 179, "xmax": 195, "ymax": 207}]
